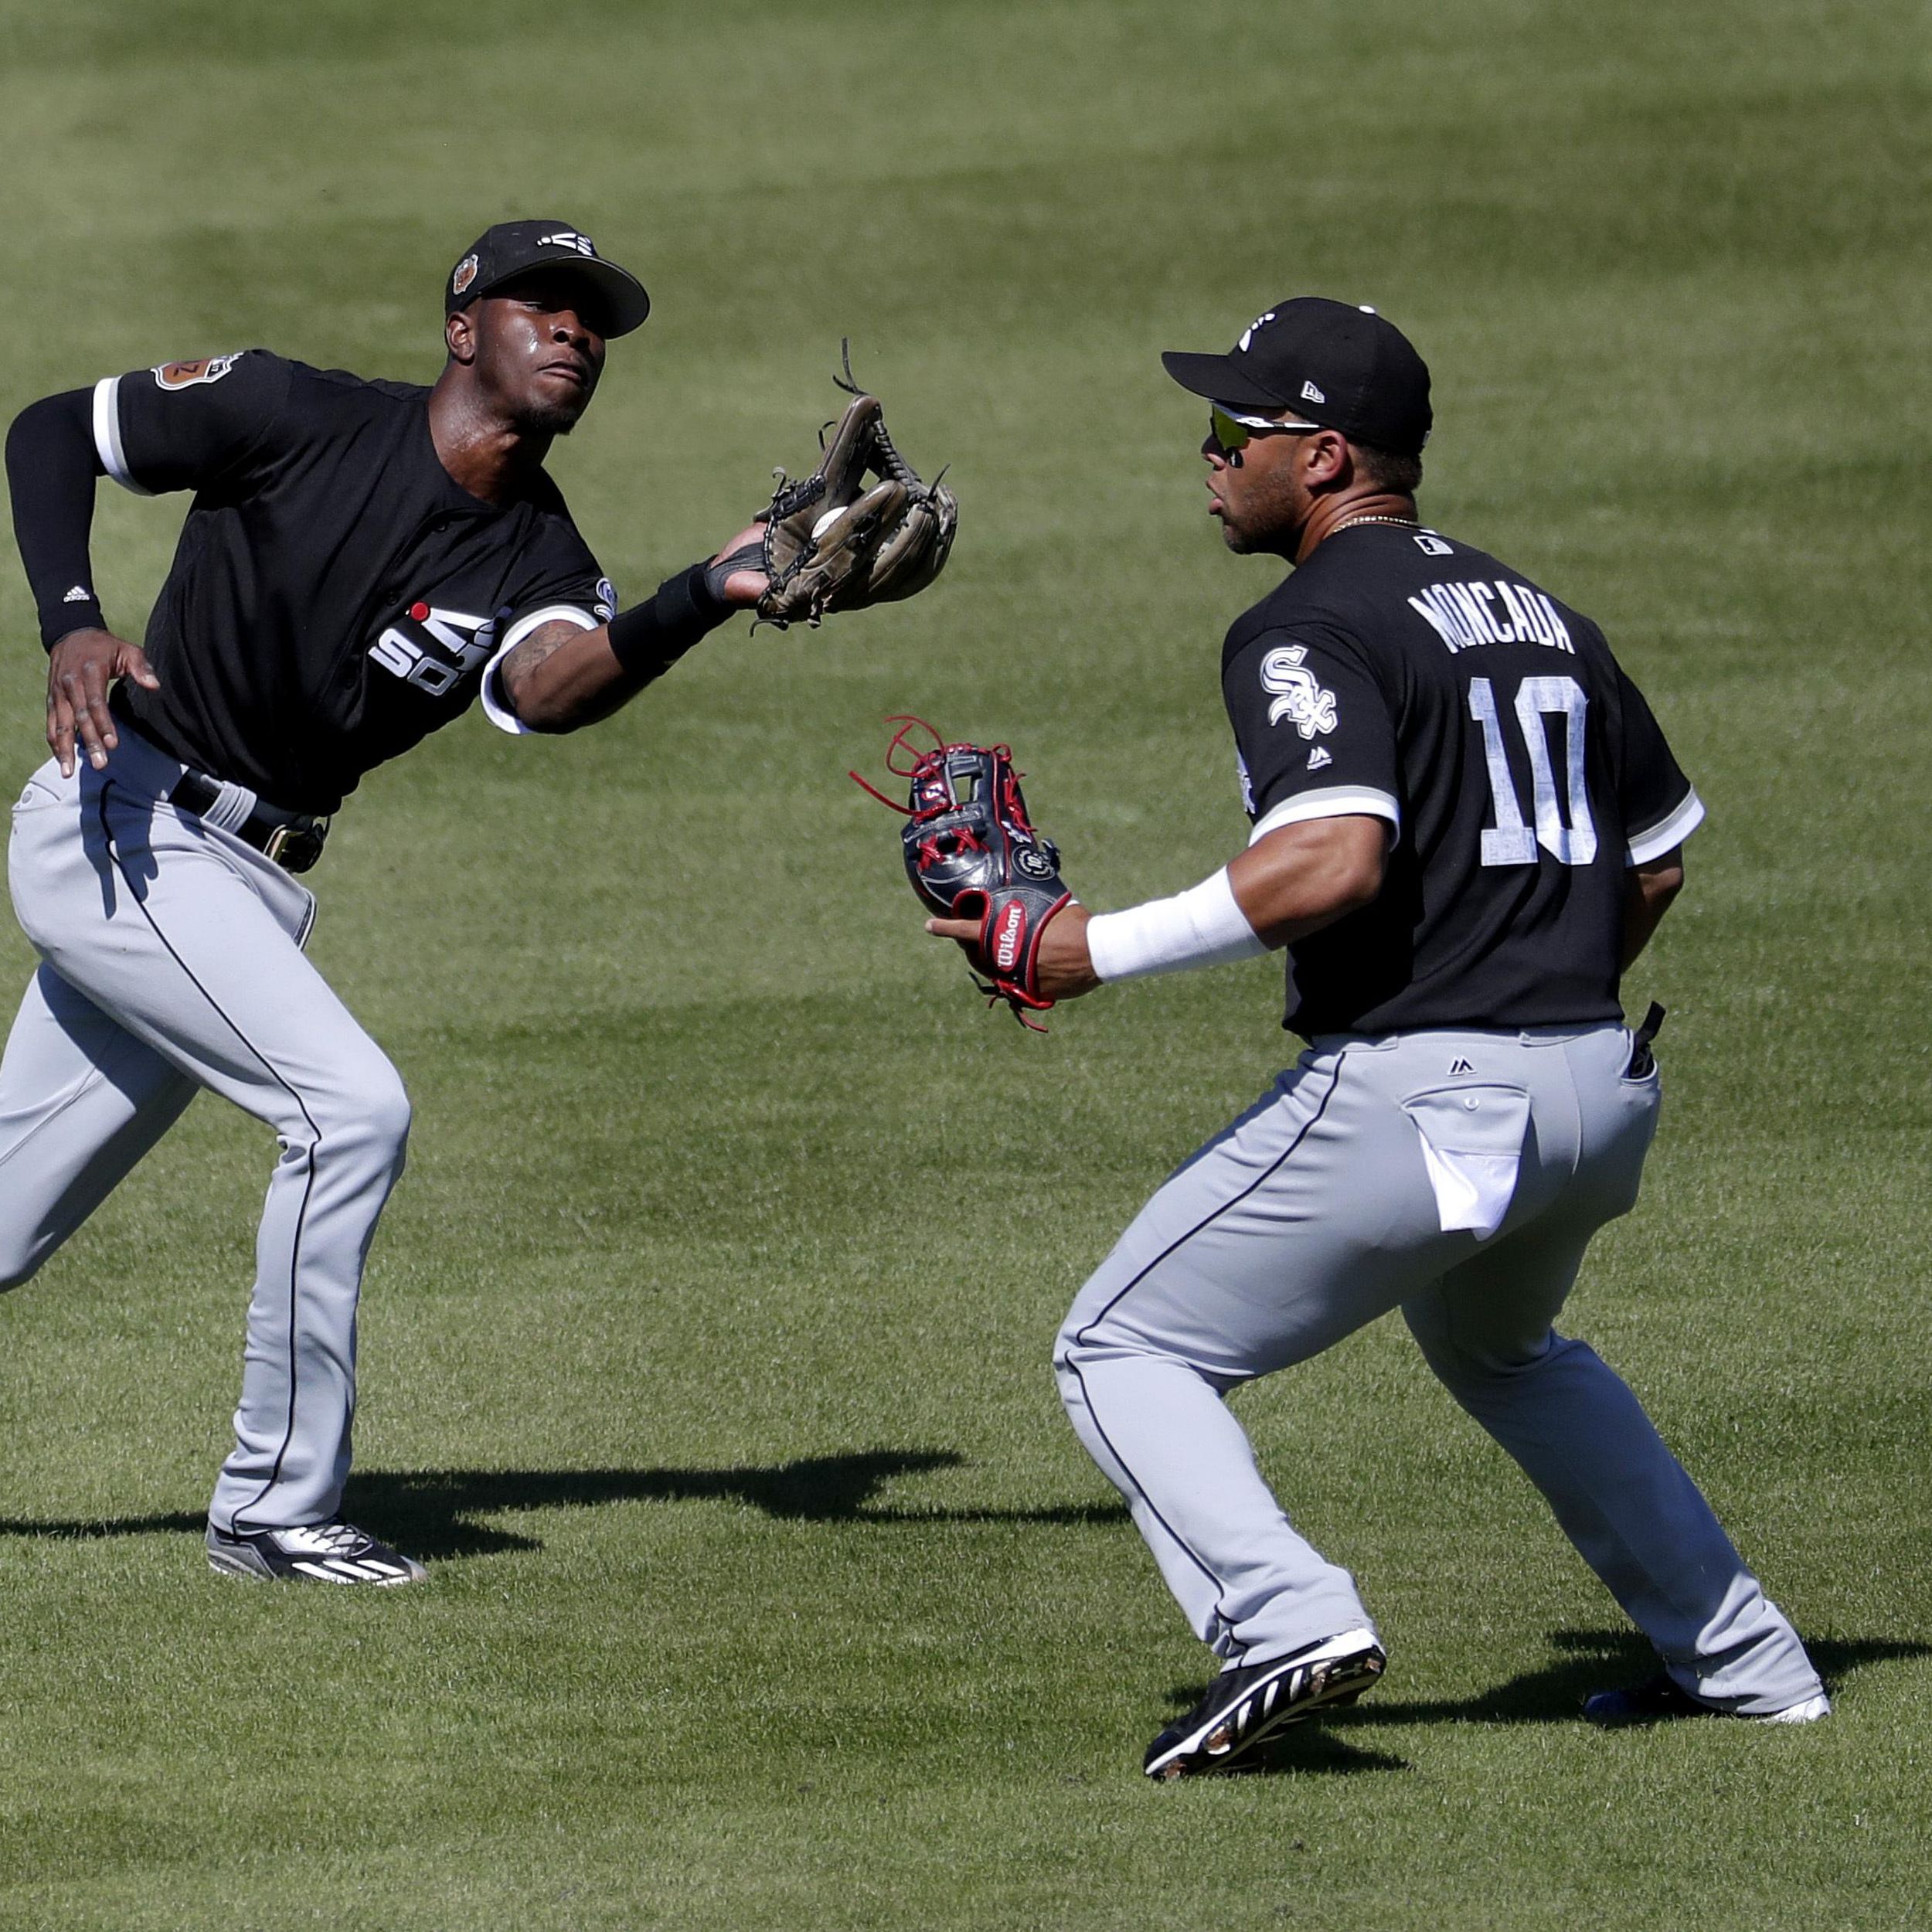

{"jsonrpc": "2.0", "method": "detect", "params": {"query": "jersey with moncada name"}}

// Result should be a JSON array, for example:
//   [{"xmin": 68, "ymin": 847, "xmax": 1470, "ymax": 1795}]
[
  {"xmin": 1223, "ymin": 522, "xmax": 1702, "ymax": 1037},
  {"xmin": 93, "ymin": 349, "xmax": 615, "ymax": 815}
]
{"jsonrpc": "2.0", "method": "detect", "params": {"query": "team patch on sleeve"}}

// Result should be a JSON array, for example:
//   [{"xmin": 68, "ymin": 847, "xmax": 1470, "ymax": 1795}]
[
  {"xmin": 1260, "ymin": 645, "xmax": 1338, "ymax": 740},
  {"xmin": 151, "ymin": 353, "xmax": 243, "ymax": 392}
]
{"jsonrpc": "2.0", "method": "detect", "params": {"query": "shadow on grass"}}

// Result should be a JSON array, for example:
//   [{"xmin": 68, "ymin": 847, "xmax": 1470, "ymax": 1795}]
[
  {"xmin": 1211, "ymin": 1729, "xmax": 1412, "ymax": 1777},
  {"xmin": 0, "ymin": 1449, "xmax": 1128, "ymax": 1559},
  {"xmin": 1330, "ymin": 1627, "xmax": 1932, "ymax": 1728}
]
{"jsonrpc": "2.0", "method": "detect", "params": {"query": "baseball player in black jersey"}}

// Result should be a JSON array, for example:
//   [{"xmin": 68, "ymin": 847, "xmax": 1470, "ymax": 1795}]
[
  {"xmin": 0, "ymin": 221, "xmax": 783, "ymax": 1585},
  {"xmin": 935, "ymin": 298, "xmax": 1827, "ymax": 1773}
]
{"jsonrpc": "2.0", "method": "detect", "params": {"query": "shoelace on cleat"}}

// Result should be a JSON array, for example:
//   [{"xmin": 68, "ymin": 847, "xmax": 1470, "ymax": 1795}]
[{"xmin": 275, "ymin": 1522, "xmax": 368, "ymax": 1556}]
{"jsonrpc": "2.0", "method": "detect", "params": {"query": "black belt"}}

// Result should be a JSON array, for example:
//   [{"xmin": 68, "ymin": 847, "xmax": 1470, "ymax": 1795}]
[{"xmin": 169, "ymin": 771, "xmax": 329, "ymax": 873}]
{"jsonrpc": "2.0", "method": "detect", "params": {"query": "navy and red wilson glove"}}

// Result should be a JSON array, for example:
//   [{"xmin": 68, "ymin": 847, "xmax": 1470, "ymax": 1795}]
[{"xmin": 853, "ymin": 718, "xmax": 1072, "ymax": 1029}]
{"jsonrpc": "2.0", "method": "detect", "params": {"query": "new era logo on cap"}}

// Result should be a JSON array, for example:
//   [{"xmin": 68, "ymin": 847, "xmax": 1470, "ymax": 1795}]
[{"xmin": 1300, "ymin": 380, "xmax": 1326, "ymax": 404}]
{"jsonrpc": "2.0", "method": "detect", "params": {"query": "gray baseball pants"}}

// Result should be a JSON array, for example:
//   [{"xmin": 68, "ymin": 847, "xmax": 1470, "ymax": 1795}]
[
  {"xmin": 1056, "ymin": 1022, "xmax": 1824, "ymax": 1714},
  {"xmin": 2, "ymin": 732, "xmax": 410, "ymax": 1533}
]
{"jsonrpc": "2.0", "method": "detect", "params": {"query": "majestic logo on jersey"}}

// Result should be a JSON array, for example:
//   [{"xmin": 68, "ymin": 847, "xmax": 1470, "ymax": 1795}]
[
  {"xmin": 1238, "ymin": 309, "xmax": 1277, "ymax": 352},
  {"xmin": 451, "ymin": 253, "xmax": 479, "ymax": 298},
  {"xmin": 1406, "ymin": 580, "xmax": 1573, "ymax": 656},
  {"xmin": 152, "ymin": 353, "xmax": 242, "ymax": 392},
  {"xmin": 368, "ymin": 604, "xmax": 496, "ymax": 698},
  {"xmin": 1260, "ymin": 645, "xmax": 1338, "ymax": 740},
  {"xmin": 539, "ymin": 230, "xmax": 597, "ymax": 257},
  {"xmin": 1307, "ymin": 746, "xmax": 1332, "ymax": 772}
]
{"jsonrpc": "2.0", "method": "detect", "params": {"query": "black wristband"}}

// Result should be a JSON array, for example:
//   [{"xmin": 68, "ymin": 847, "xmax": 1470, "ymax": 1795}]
[{"xmin": 605, "ymin": 561, "xmax": 734, "ymax": 684}]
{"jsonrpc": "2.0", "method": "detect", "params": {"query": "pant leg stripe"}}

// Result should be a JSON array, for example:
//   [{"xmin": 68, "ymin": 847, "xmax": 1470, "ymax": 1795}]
[
  {"xmin": 1068, "ymin": 1053, "xmax": 1350, "ymax": 1638},
  {"xmin": 98, "ymin": 787, "xmax": 321, "ymax": 1534}
]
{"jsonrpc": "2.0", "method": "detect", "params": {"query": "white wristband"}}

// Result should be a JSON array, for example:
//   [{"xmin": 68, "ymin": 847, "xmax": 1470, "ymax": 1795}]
[{"xmin": 1085, "ymin": 866, "xmax": 1268, "ymax": 983}]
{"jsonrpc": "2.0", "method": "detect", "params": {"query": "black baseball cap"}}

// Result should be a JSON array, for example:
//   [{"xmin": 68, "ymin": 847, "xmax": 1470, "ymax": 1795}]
[
  {"xmin": 1163, "ymin": 298, "xmax": 1432, "ymax": 454},
  {"xmin": 444, "ymin": 219, "xmax": 651, "ymax": 337}
]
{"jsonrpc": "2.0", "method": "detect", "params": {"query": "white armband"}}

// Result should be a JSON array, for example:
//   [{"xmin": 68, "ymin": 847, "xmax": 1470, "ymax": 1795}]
[{"xmin": 1084, "ymin": 866, "xmax": 1268, "ymax": 983}]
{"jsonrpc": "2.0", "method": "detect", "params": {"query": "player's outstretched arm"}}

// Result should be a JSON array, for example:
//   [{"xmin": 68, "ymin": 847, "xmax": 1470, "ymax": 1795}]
[
  {"xmin": 1226, "ymin": 817, "xmax": 1389, "ymax": 947},
  {"xmin": 497, "ymin": 525, "xmax": 770, "ymax": 733},
  {"xmin": 930, "ymin": 815, "xmax": 1387, "ymax": 1003}
]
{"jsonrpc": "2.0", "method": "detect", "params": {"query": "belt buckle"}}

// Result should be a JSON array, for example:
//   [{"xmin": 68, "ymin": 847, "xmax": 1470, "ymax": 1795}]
[{"xmin": 263, "ymin": 819, "xmax": 326, "ymax": 874}]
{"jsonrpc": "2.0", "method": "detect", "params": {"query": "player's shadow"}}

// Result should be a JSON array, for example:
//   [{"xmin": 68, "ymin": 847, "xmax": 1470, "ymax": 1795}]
[
  {"xmin": 1325, "ymin": 1627, "xmax": 1932, "ymax": 1730},
  {"xmin": 0, "ymin": 1449, "xmax": 1127, "ymax": 1559}
]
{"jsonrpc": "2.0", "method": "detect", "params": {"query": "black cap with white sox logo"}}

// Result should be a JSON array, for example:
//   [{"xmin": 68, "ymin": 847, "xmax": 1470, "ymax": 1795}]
[
  {"xmin": 1162, "ymin": 298, "xmax": 1432, "ymax": 455},
  {"xmin": 444, "ymin": 219, "xmax": 651, "ymax": 336}
]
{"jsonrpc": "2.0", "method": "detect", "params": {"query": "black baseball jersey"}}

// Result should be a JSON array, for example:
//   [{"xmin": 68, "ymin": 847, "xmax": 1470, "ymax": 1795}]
[
  {"xmin": 93, "ymin": 349, "xmax": 615, "ymax": 815},
  {"xmin": 1223, "ymin": 522, "xmax": 1702, "ymax": 1037}
]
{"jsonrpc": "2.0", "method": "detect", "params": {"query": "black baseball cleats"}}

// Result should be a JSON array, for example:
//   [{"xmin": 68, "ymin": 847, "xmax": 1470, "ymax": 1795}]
[
  {"xmin": 1583, "ymin": 1674, "xmax": 1830, "ymax": 1726},
  {"xmin": 207, "ymin": 1519, "xmax": 427, "ymax": 1586},
  {"xmin": 1145, "ymin": 1628, "xmax": 1387, "ymax": 1780}
]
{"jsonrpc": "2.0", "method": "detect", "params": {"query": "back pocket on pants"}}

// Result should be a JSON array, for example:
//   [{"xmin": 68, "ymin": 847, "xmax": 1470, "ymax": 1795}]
[{"xmin": 1400, "ymin": 1084, "xmax": 1532, "ymax": 1241}]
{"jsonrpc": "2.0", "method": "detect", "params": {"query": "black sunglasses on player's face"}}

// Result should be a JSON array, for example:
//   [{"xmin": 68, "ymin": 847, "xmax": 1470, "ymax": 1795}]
[{"xmin": 1209, "ymin": 402, "xmax": 1321, "ymax": 452}]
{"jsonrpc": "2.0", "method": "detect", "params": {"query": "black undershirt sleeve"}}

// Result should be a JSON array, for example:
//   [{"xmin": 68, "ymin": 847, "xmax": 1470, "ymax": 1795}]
[
  {"xmin": 5, "ymin": 389, "xmax": 108, "ymax": 649},
  {"xmin": 604, "ymin": 561, "xmax": 734, "ymax": 685}
]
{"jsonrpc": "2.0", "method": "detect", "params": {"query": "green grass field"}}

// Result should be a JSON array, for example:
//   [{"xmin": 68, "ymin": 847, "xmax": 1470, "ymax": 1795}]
[{"xmin": 0, "ymin": 2, "xmax": 1927, "ymax": 1925}]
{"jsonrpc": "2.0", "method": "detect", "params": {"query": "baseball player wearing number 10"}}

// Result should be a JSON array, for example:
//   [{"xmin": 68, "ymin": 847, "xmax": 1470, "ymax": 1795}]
[{"xmin": 961, "ymin": 298, "xmax": 1828, "ymax": 1775}]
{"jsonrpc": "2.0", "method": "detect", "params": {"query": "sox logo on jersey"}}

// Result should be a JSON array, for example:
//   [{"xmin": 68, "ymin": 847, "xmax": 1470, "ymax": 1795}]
[
  {"xmin": 1260, "ymin": 645, "xmax": 1338, "ymax": 740},
  {"xmin": 369, "ymin": 604, "xmax": 495, "ymax": 698}
]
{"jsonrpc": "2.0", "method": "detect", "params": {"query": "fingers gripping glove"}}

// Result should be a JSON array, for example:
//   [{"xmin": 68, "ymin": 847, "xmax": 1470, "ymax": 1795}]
[
  {"xmin": 757, "ymin": 346, "xmax": 958, "ymax": 629},
  {"xmin": 854, "ymin": 719, "xmax": 1070, "ymax": 1029}
]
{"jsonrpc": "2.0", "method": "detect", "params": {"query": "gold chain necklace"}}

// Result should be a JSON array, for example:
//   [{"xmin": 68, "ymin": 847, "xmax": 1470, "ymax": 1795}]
[{"xmin": 1332, "ymin": 513, "xmax": 1423, "ymax": 534}]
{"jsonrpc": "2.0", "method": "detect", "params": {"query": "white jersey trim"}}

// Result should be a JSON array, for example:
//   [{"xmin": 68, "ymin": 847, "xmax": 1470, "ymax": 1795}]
[
  {"xmin": 1626, "ymin": 787, "xmax": 1705, "ymax": 866},
  {"xmin": 479, "ymin": 603, "xmax": 599, "ymax": 736},
  {"xmin": 91, "ymin": 377, "xmax": 152, "ymax": 497},
  {"xmin": 1249, "ymin": 784, "xmax": 1400, "ymax": 845}
]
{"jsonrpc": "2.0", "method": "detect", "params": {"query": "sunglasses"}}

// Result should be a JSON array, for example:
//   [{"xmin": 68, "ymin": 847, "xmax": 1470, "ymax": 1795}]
[{"xmin": 1209, "ymin": 402, "xmax": 1322, "ymax": 452}]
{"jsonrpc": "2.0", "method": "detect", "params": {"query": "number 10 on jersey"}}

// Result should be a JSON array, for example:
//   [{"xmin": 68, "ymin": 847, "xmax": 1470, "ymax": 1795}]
[{"xmin": 1469, "ymin": 675, "xmax": 1597, "ymax": 866}]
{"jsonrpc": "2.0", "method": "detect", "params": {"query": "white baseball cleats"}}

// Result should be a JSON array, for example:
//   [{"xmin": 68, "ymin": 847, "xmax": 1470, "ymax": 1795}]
[
  {"xmin": 1144, "ymin": 1628, "xmax": 1386, "ymax": 1780},
  {"xmin": 1582, "ymin": 1674, "xmax": 1830, "ymax": 1726},
  {"xmin": 206, "ymin": 1520, "xmax": 427, "ymax": 1587}
]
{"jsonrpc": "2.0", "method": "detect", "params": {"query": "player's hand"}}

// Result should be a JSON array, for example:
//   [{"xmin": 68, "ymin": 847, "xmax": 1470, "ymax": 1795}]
[
  {"xmin": 706, "ymin": 522, "xmax": 771, "ymax": 607},
  {"xmin": 925, "ymin": 901, "xmax": 1101, "ymax": 1001},
  {"xmin": 46, "ymin": 629, "xmax": 160, "ymax": 778}
]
